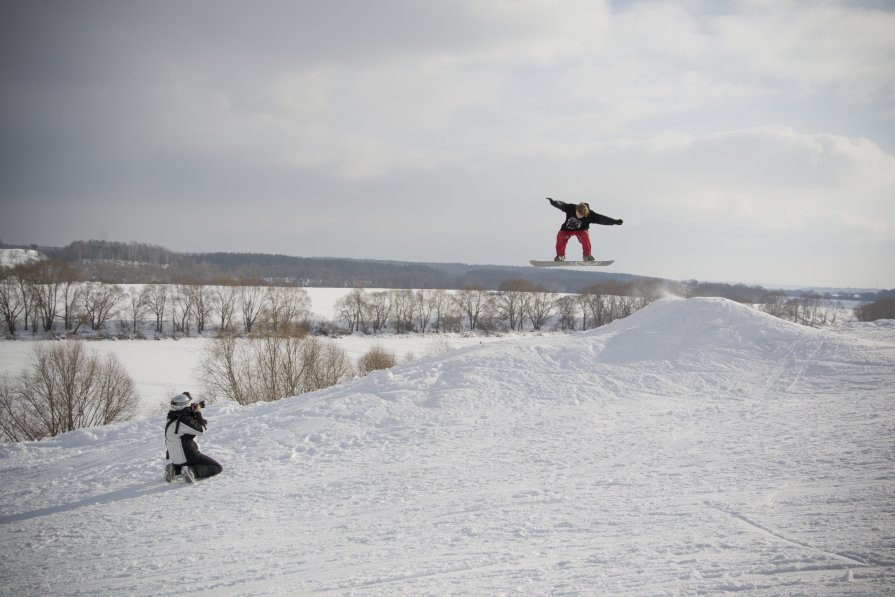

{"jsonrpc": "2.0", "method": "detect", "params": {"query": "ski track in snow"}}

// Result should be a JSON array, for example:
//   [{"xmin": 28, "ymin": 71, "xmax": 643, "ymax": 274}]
[{"xmin": 1, "ymin": 297, "xmax": 894, "ymax": 595}]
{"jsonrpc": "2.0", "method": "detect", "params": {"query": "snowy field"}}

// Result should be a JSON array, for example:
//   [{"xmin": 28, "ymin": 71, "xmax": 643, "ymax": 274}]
[
  {"xmin": 0, "ymin": 297, "xmax": 893, "ymax": 595},
  {"xmin": 0, "ymin": 286, "xmax": 516, "ymax": 417},
  {"xmin": 0, "ymin": 332, "xmax": 513, "ymax": 419}
]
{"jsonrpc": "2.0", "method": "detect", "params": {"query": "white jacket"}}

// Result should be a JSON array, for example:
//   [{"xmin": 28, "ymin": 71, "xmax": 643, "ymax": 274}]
[{"xmin": 165, "ymin": 414, "xmax": 205, "ymax": 465}]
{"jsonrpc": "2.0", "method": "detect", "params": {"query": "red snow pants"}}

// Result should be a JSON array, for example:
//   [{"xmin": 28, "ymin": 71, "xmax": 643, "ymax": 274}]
[{"xmin": 555, "ymin": 230, "xmax": 592, "ymax": 258}]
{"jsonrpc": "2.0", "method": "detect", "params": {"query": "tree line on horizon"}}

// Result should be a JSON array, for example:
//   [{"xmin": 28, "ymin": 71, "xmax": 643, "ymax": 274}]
[
  {"xmin": 11, "ymin": 238, "xmax": 890, "ymax": 300},
  {"xmin": 0, "ymin": 267, "xmax": 654, "ymax": 339},
  {"xmin": 1, "ymin": 241, "xmax": 893, "ymax": 335}
]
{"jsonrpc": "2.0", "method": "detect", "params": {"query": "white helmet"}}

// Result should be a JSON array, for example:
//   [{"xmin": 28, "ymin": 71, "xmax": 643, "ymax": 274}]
[{"xmin": 170, "ymin": 393, "xmax": 192, "ymax": 411}]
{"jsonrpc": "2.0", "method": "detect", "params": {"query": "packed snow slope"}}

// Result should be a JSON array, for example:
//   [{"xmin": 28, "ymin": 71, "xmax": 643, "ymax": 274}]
[{"xmin": 1, "ymin": 297, "xmax": 893, "ymax": 596}]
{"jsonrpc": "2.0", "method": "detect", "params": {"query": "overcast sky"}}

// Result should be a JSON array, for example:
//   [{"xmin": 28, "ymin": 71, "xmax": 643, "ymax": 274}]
[{"xmin": 2, "ymin": 0, "xmax": 894, "ymax": 289}]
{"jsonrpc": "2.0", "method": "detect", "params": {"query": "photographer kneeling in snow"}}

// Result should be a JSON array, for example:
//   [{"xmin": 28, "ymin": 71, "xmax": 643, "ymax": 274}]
[{"xmin": 164, "ymin": 392, "xmax": 223, "ymax": 483}]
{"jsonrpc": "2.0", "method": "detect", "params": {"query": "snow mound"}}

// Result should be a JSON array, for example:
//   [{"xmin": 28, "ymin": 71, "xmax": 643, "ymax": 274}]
[
  {"xmin": 1, "ymin": 297, "xmax": 893, "ymax": 595},
  {"xmin": 589, "ymin": 296, "xmax": 818, "ymax": 363}
]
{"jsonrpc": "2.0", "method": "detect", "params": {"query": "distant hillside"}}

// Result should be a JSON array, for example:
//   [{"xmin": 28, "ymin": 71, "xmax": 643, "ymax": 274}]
[
  {"xmin": 4, "ymin": 239, "xmax": 888, "ymax": 302},
  {"xmin": 0, "ymin": 248, "xmax": 45, "ymax": 269},
  {"xmin": 5, "ymin": 240, "xmax": 658, "ymax": 293},
  {"xmin": 193, "ymin": 252, "xmax": 648, "ymax": 293}
]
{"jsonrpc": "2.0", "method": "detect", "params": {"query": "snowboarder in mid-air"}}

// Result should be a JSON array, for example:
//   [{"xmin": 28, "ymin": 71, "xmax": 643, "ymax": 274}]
[
  {"xmin": 164, "ymin": 392, "xmax": 223, "ymax": 483},
  {"xmin": 547, "ymin": 197, "xmax": 623, "ymax": 262}
]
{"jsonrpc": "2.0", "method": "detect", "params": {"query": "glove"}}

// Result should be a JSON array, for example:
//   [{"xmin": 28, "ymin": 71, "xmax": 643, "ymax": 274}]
[{"xmin": 616, "ymin": 219, "xmax": 624, "ymax": 225}]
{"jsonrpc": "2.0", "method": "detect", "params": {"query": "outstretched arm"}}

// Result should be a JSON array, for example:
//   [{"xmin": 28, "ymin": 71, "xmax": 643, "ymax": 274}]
[
  {"xmin": 590, "ymin": 213, "xmax": 624, "ymax": 226},
  {"xmin": 547, "ymin": 197, "xmax": 568, "ymax": 210}
]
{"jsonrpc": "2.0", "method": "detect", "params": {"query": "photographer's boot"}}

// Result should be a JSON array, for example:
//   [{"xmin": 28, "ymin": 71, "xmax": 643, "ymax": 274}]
[
  {"xmin": 164, "ymin": 463, "xmax": 176, "ymax": 483},
  {"xmin": 181, "ymin": 465, "xmax": 196, "ymax": 484}
]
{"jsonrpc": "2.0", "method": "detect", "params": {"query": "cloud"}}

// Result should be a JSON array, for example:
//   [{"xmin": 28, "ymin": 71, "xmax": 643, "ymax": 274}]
[
  {"xmin": 713, "ymin": 0, "xmax": 895, "ymax": 101},
  {"xmin": 586, "ymin": 126, "xmax": 895, "ymax": 231},
  {"xmin": 2, "ymin": 0, "xmax": 894, "ymax": 287}
]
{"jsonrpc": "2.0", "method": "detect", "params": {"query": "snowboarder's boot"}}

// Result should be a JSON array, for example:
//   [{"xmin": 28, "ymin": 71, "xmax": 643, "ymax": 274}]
[
  {"xmin": 164, "ymin": 463, "xmax": 176, "ymax": 483},
  {"xmin": 554, "ymin": 255, "xmax": 565, "ymax": 262},
  {"xmin": 182, "ymin": 465, "xmax": 196, "ymax": 484},
  {"xmin": 583, "ymin": 255, "xmax": 595, "ymax": 262}
]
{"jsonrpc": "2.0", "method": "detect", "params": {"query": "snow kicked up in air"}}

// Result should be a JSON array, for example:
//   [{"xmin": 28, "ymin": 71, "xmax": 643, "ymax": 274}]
[{"xmin": 0, "ymin": 297, "xmax": 893, "ymax": 595}]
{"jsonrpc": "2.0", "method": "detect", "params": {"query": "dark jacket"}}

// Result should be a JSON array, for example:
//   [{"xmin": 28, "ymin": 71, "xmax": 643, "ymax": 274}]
[
  {"xmin": 165, "ymin": 409, "xmax": 207, "ymax": 465},
  {"xmin": 549, "ymin": 199, "xmax": 621, "ymax": 231}
]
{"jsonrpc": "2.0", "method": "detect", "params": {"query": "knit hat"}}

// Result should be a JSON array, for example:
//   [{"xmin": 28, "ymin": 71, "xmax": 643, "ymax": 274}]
[{"xmin": 170, "ymin": 393, "xmax": 192, "ymax": 411}]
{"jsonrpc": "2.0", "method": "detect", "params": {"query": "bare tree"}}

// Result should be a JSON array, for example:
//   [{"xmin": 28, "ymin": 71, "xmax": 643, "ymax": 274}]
[
  {"xmin": 144, "ymin": 284, "xmax": 168, "ymax": 334},
  {"xmin": 253, "ymin": 334, "xmax": 301, "ymax": 401},
  {"xmin": 454, "ymin": 287, "xmax": 491, "ymax": 331},
  {"xmin": 0, "ymin": 376, "xmax": 42, "ymax": 440},
  {"xmin": 527, "ymin": 291, "xmax": 555, "ymax": 331},
  {"xmin": 414, "ymin": 289, "xmax": 436, "ymax": 333},
  {"xmin": 172, "ymin": 285, "xmax": 195, "ymax": 335},
  {"xmin": 212, "ymin": 285, "xmax": 238, "ymax": 332},
  {"xmin": 0, "ymin": 274, "xmax": 24, "ymax": 334},
  {"xmin": 610, "ymin": 295, "xmax": 645, "ymax": 320},
  {"xmin": 59, "ymin": 279, "xmax": 84, "ymax": 332},
  {"xmin": 125, "ymin": 286, "xmax": 149, "ymax": 335},
  {"xmin": 201, "ymin": 333, "xmax": 353, "ymax": 405},
  {"xmin": 201, "ymin": 333, "xmax": 248, "ymax": 405},
  {"xmin": 364, "ymin": 291, "xmax": 392, "ymax": 334},
  {"xmin": 0, "ymin": 341, "xmax": 138, "ymax": 441},
  {"xmin": 495, "ymin": 280, "xmax": 538, "ymax": 331},
  {"xmin": 777, "ymin": 294, "xmax": 843, "ymax": 327},
  {"xmin": 579, "ymin": 285, "xmax": 608, "ymax": 330},
  {"xmin": 26, "ymin": 260, "xmax": 77, "ymax": 332},
  {"xmin": 555, "ymin": 295, "xmax": 578, "ymax": 331},
  {"xmin": 430, "ymin": 290, "xmax": 455, "ymax": 333},
  {"xmin": 188, "ymin": 285, "xmax": 214, "ymax": 334},
  {"xmin": 259, "ymin": 287, "xmax": 311, "ymax": 336},
  {"xmin": 239, "ymin": 286, "xmax": 265, "ymax": 334},
  {"xmin": 441, "ymin": 292, "xmax": 464, "ymax": 333},
  {"xmin": 392, "ymin": 289, "xmax": 415, "ymax": 334},
  {"xmin": 81, "ymin": 282, "xmax": 124, "ymax": 332},
  {"xmin": 302, "ymin": 338, "xmax": 354, "ymax": 392},
  {"xmin": 14, "ymin": 274, "xmax": 36, "ymax": 334},
  {"xmin": 336, "ymin": 288, "xmax": 368, "ymax": 333},
  {"xmin": 760, "ymin": 291, "xmax": 788, "ymax": 319}
]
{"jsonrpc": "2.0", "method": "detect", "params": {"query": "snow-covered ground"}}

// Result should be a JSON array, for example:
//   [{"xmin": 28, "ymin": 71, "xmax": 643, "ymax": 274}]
[
  {"xmin": 0, "ymin": 286, "xmax": 515, "ymax": 418},
  {"xmin": 0, "ymin": 297, "xmax": 893, "ymax": 595},
  {"xmin": 0, "ymin": 248, "xmax": 44, "ymax": 269},
  {"xmin": 0, "ymin": 333, "xmax": 514, "ymax": 419}
]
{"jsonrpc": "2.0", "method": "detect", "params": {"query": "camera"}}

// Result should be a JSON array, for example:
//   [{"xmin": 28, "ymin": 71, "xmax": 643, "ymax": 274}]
[{"xmin": 182, "ymin": 391, "xmax": 205, "ymax": 409}]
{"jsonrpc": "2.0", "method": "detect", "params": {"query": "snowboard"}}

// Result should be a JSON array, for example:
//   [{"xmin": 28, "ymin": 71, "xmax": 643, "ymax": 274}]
[{"xmin": 530, "ymin": 259, "xmax": 614, "ymax": 267}]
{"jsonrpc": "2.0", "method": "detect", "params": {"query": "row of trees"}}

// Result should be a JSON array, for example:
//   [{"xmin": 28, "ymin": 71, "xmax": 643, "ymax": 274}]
[
  {"xmin": 2, "ymin": 258, "xmax": 874, "ymax": 339},
  {"xmin": 0, "ymin": 262, "xmax": 313, "ymax": 338},
  {"xmin": 334, "ymin": 282, "xmax": 653, "ymax": 336},
  {"xmin": 46, "ymin": 239, "xmax": 179, "ymax": 267},
  {"xmin": 1, "ymin": 261, "xmax": 655, "ymax": 338},
  {"xmin": 759, "ymin": 293, "xmax": 846, "ymax": 327},
  {"xmin": 10, "ymin": 240, "xmax": 895, "ymax": 302},
  {"xmin": 855, "ymin": 297, "xmax": 895, "ymax": 322}
]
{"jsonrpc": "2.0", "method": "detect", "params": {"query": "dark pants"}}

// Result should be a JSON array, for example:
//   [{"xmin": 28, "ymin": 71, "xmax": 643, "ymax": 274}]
[
  {"xmin": 187, "ymin": 453, "xmax": 223, "ymax": 479},
  {"xmin": 178, "ymin": 442, "xmax": 223, "ymax": 479}
]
